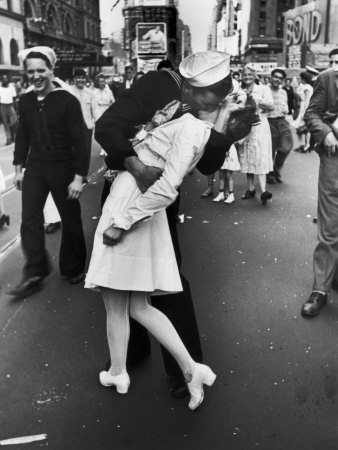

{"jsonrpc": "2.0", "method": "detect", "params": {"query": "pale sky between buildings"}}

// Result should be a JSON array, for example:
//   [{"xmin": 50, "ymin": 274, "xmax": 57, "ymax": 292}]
[{"xmin": 100, "ymin": 0, "xmax": 217, "ymax": 52}]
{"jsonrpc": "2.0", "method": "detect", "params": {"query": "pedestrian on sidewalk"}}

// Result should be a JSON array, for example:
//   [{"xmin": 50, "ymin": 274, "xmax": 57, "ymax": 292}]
[
  {"xmin": 237, "ymin": 65, "xmax": 274, "ymax": 205},
  {"xmin": 71, "ymin": 69, "xmax": 96, "ymax": 157},
  {"xmin": 292, "ymin": 71, "xmax": 313, "ymax": 153},
  {"xmin": 95, "ymin": 50, "xmax": 253, "ymax": 399},
  {"xmin": 266, "ymin": 68, "xmax": 293, "ymax": 184},
  {"xmin": 0, "ymin": 75, "xmax": 17, "ymax": 145},
  {"xmin": 8, "ymin": 46, "xmax": 90, "ymax": 299},
  {"xmin": 301, "ymin": 49, "xmax": 338, "ymax": 317},
  {"xmin": 85, "ymin": 53, "xmax": 243, "ymax": 409},
  {"xmin": 92, "ymin": 73, "xmax": 114, "ymax": 156}
]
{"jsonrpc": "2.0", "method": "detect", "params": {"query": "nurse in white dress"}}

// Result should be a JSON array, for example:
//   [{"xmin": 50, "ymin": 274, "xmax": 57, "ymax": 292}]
[{"xmin": 85, "ymin": 51, "xmax": 237, "ymax": 410}]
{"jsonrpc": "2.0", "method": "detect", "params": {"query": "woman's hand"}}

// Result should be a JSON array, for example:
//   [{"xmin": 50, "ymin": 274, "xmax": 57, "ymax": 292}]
[
  {"xmin": 214, "ymin": 95, "xmax": 243, "ymax": 134},
  {"xmin": 103, "ymin": 225, "xmax": 124, "ymax": 246}
]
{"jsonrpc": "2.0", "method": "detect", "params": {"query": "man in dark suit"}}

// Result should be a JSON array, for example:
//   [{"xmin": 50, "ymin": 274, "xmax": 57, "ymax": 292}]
[
  {"xmin": 301, "ymin": 51, "xmax": 338, "ymax": 317},
  {"xmin": 110, "ymin": 65, "xmax": 135, "ymax": 98},
  {"xmin": 95, "ymin": 51, "xmax": 252, "ymax": 396}
]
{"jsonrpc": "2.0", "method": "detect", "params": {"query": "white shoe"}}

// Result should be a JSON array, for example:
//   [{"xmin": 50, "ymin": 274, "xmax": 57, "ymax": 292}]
[
  {"xmin": 224, "ymin": 193, "xmax": 235, "ymax": 204},
  {"xmin": 212, "ymin": 192, "xmax": 225, "ymax": 202},
  {"xmin": 99, "ymin": 371, "xmax": 130, "ymax": 394},
  {"xmin": 187, "ymin": 363, "xmax": 216, "ymax": 410}
]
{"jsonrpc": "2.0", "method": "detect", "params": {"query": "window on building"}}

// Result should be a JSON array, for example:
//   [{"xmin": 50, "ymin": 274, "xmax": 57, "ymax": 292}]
[
  {"xmin": 47, "ymin": 4, "xmax": 57, "ymax": 28},
  {"xmin": 87, "ymin": 22, "xmax": 90, "ymax": 39},
  {"xmin": 65, "ymin": 14, "xmax": 73, "ymax": 34},
  {"xmin": 276, "ymin": 13, "xmax": 284, "ymax": 38},
  {"xmin": 10, "ymin": 38, "xmax": 19, "ymax": 65},
  {"xmin": 259, "ymin": 10, "xmax": 266, "ymax": 36},
  {"xmin": 23, "ymin": 0, "xmax": 36, "ymax": 17}
]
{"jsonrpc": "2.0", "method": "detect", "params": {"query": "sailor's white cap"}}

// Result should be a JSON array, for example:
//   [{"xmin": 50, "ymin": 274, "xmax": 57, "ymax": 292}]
[
  {"xmin": 179, "ymin": 51, "xmax": 231, "ymax": 87},
  {"xmin": 18, "ymin": 46, "xmax": 56, "ymax": 67}
]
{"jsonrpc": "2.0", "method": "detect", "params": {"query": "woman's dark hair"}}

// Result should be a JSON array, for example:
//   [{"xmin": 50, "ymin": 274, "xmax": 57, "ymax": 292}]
[
  {"xmin": 300, "ymin": 71, "xmax": 313, "ymax": 85},
  {"xmin": 191, "ymin": 74, "xmax": 233, "ymax": 99},
  {"xmin": 73, "ymin": 68, "xmax": 87, "ymax": 78},
  {"xmin": 23, "ymin": 51, "xmax": 53, "ymax": 69},
  {"xmin": 157, "ymin": 59, "xmax": 173, "ymax": 71}
]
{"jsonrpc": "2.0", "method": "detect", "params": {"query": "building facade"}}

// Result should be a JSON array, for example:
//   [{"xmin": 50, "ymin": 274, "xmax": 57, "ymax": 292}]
[
  {"xmin": 122, "ymin": 0, "xmax": 191, "ymax": 71},
  {"xmin": 207, "ymin": 0, "xmax": 241, "ymax": 58},
  {"xmin": 209, "ymin": 0, "xmax": 296, "ymax": 73},
  {"xmin": 0, "ymin": 0, "xmax": 25, "ymax": 78},
  {"xmin": 241, "ymin": 0, "xmax": 295, "ymax": 71},
  {"xmin": 23, "ymin": 0, "xmax": 103, "ymax": 78}
]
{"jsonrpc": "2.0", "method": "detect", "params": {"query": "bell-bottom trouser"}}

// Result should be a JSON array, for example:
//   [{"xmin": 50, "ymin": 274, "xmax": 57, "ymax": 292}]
[{"xmin": 21, "ymin": 159, "xmax": 86, "ymax": 278}]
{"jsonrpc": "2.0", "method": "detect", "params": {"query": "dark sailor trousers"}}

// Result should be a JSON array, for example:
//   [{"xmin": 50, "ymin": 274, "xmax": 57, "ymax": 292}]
[{"xmin": 21, "ymin": 159, "xmax": 86, "ymax": 279}]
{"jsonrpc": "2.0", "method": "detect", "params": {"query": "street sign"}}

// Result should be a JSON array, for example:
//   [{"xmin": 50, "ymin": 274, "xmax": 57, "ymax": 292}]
[{"xmin": 55, "ymin": 51, "xmax": 112, "ymax": 67}]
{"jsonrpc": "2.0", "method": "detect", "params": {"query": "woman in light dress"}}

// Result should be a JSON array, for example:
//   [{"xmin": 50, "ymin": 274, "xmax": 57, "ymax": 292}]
[
  {"xmin": 237, "ymin": 65, "xmax": 274, "ymax": 205},
  {"xmin": 93, "ymin": 74, "xmax": 115, "ymax": 156},
  {"xmin": 292, "ymin": 71, "xmax": 313, "ymax": 153},
  {"xmin": 211, "ymin": 145, "xmax": 241, "ymax": 204},
  {"xmin": 85, "ymin": 106, "xmax": 225, "ymax": 409},
  {"xmin": 84, "ymin": 68, "xmax": 239, "ymax": 409}
]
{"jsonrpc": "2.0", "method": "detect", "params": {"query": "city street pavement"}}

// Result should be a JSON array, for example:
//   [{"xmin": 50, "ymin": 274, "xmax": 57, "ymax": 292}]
[{"xmin": 1, "ymin": 143, "xmax": 338, "ymax": 450}]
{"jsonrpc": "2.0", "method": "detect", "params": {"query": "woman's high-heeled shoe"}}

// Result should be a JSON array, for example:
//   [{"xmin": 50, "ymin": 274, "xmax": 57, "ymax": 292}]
[
  {"xmin": 99, "ymin": 371, "xmax": 130, "ymax": 394},
  {"xmin": 241, "ymin": 189, "xmax": 256, "ymax": 200},
  {"xmin": 186, "ymin": 363, "xmax": 216, "ymax": 411},
  {"xmin": 0, "ymin": 214, "xmax": 10, "ymax": 228}
]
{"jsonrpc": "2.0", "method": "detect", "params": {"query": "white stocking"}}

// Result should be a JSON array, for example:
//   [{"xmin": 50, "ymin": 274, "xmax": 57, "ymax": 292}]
[
  {"xmin": 101, "ymin": 288, "xmax": 130, "ymax": 376},
  {"xmin": 129, "ymin": 291, "xmax": 194, "ymax": 380}
]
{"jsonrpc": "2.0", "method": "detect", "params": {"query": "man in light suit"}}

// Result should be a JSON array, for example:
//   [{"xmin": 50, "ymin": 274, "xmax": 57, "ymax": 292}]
[{"xmin": 301, "ymin": 49, "xmax": 338, "ymax": 317}]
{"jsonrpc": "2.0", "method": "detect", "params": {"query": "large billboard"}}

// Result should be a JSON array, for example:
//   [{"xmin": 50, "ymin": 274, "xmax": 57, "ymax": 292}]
[
  {"xmin": 136, "ymin": 22, "xmax": 167, "ymax": 54},
  {"xmin": 284, "ymin": 0, "xmax": 336, "ymax": 69}
]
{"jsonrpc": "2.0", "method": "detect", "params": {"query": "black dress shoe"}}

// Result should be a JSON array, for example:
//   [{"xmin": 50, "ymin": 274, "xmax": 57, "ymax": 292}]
[
  {"xmin": 301, "ymin": 291, "xmax": 327, "ymax": 317},
  {"xmin": 241, "ymin": 189, "xmax": 256, "ymax": 200},
  {"xmin": 7, "ymin": 276, "xmax": 44, "ymax": 299},
  {"xmin": 171, "ymin": 378, "xmax": 189, "ymax": 399},
  {"xmin": 45, "ymin": 222, "xmax": 61, "ymax": 234},
  {"xmin": 69, "ymin": 272, "xmax": 85, "ymax": 284}
]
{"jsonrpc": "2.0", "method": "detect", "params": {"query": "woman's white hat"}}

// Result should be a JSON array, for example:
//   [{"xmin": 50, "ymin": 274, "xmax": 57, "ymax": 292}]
[
  {"xmin": 18, "ymin": 46, "xmax": 56, "ymax": 67},
  {"xmin": 179, "ymin": 51, "xmax": 231, "ymax": 87}
]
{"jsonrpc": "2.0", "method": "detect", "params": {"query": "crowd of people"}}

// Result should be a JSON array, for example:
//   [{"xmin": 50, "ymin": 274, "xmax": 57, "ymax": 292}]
[
  {"xmin": 2, "ymin": 44, "xmax": 338, "ymax": 413},
  {"xmin": 198, "ymin": 60, "xmax": 332, "ymax": 208}
]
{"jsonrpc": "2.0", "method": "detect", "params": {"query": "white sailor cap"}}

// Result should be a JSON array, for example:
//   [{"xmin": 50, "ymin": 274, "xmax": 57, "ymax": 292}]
[
  {"xmin": 305, "ymin": 65, "xmax": 319, "ymax": 75},
  {"xmin": 18, "ymin": 46, "xmax": 56, "ymax": 67},
  {"xmin": 179, "ymin": 51, "xmax": 231, "ymax": 87}
]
